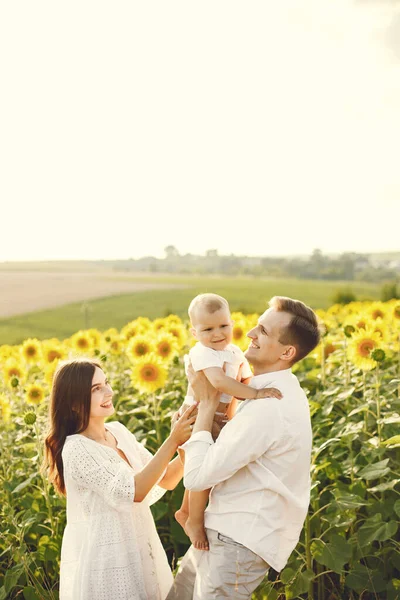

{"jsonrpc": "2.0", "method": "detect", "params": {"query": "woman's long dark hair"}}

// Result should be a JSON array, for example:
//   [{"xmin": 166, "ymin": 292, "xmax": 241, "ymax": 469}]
[{"xmin": 42, "ymin": 358, "xmax": 102, "ymax": 496}]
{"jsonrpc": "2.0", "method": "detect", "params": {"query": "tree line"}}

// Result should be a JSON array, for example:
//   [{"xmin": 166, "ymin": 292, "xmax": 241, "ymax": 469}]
[{"xmin": 105, "ymin": 247, "xmax": 400, "ymax": 284}]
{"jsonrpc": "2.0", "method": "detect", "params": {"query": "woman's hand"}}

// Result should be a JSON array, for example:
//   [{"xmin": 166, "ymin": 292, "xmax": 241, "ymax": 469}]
[
  {"xmin": 169, "ymin": 404, "xmax": 198, "ymax": 447},
  {"xmin": 187, "ymin": 363, "xmax": 221, "ymax": 410}
]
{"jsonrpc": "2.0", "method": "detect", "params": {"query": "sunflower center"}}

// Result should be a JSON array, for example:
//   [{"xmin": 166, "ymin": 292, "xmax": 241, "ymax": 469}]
[
  {"xmin": 136, "ymin": 344, "xmax": 149, "ymax": 356},
  {"xmin": 324, "ymin": 344, "xmax": 336, "ymax": 358},
  {"xmin": 158, "ymin": 343, "xmax": 171, "ymax": 356},
  {"xmin": 357, "ymin": 339, "xmax": 376, "ymax": 358},
  {"xmin": 77, "ymin": 339, "xmax": 89, "ymax": 348},
  {"xmin": 8, "ymin": 368, "xmax": 21, "ymax": 377},
  {"xmin": 48, "ymin": 350, "xmax": 61, "ymax": 362},
  {"xmin": 141, "ymin": 366, "xmax": 158, "ymax": 381},
  {"xmin": 26, "ymin": 346, "xmax": 37, "ymax": 356},
  {"xmin": 233, "ymin": 327, "xmax": 243, "ymax": 339},
  {"xmin": 372, "ymin": 310, "xmax": 384, "ymax": 320}
]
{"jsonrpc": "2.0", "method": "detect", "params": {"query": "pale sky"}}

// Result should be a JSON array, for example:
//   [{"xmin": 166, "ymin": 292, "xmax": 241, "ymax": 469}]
[{"xmin": 1, "ymin": 0, "xmax": 399, "ymax": 261}]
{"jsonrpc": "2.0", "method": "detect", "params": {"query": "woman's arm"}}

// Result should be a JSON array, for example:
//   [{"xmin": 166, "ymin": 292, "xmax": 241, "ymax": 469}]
[
  {"xmin": 157, "ymin": 455, "xmax": 184, "ymax": 490},
  {"xmin": 134, "ymin": 405, "xmax": 196, "ymax": 502}
]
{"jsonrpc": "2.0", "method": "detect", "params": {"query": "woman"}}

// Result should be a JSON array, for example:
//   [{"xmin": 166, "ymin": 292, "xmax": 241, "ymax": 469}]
[{"xmin": 43, "ymin": 358, "xmax": 197, "ymax": 600}]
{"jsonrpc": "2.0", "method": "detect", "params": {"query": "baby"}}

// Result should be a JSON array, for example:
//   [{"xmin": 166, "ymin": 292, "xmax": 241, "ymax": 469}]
[{"xmin": 174, "ymin": 293, "xmax": 282, "ymax": 550}]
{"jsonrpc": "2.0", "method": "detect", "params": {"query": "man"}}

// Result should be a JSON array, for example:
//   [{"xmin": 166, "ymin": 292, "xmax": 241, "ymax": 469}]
[{"xmin": 167, "ymin": 296, "xmax": 321, "ymax": 599}]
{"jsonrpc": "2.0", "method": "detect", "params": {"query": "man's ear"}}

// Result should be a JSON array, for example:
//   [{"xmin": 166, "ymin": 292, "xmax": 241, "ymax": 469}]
[{"xmin": 281, "ymin": 345, "xmax": 296, "ymax": 363}]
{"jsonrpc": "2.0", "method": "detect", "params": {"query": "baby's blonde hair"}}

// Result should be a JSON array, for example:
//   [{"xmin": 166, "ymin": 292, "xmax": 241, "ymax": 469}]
[{"xmin": 188, "ymin": 293, "xmax": 230, "ymax": 324}]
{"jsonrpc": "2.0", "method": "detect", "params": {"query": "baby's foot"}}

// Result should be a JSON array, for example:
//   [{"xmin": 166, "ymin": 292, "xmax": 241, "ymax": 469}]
[
  {"xmin": 185, "ymin": 518, "xmax": 209, "ymax": 551},
  {"xmin": 174, "ymin": 509, "xmax": 189, "ymax": 530}
]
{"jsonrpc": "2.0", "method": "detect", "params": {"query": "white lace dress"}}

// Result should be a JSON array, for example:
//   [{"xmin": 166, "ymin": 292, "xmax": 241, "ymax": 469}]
[{"xmin": 59, "ymin": 421, "xmax": 174, "ymax": 600}]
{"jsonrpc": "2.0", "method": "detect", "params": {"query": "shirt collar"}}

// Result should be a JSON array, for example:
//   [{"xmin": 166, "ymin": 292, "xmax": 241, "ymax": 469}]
[{"xmin": 250, "ymin": 368, "xmax": 293, "ymax": 389}]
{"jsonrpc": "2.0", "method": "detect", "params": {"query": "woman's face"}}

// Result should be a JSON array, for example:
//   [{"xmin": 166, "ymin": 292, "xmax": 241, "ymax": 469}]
[{"xmin": 89, "ymin": 366, "xmax": 115, "ymax": 417}]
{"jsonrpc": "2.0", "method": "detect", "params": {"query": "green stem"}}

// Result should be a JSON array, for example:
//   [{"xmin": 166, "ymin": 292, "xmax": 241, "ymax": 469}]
[
  {"xmin": 34, "ymin": 422, "xmax": 56, "ymax": 534},
  {"xmin": 305, "ymin": 513, "xmax": 313, "ymax": 600},
  {"xmin": 363, "ymin": 371, "xmax": 368, "ymax": 434},
  {"xmin": 321, "ymin": 339, "xmax": 326, "ymax": 388},
  {"xmin": 153, "ymin": 394, "xmax": 162, "ymax": 446},
  {"xmin": 344, "ymin": 338, "xmax": 350, "ymax": 386},
  {"xmin": 375, "ymin": 367, "xmax": 381, "ymax": 444},
  {"xmin": 398, "ymin": 331, "xmax": 400, "ymax": 397}
]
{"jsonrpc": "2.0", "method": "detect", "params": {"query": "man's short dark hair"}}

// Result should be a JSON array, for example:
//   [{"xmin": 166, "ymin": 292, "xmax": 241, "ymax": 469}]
[{"xmin": 269, "ymin": 296, "xmax": 321, "ymax": 363}]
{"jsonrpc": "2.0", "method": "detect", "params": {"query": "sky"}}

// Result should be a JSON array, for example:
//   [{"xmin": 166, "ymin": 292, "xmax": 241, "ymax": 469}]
[{"xmin": 1, "ymin": 0, "xmax": 399, "ymax": 261}]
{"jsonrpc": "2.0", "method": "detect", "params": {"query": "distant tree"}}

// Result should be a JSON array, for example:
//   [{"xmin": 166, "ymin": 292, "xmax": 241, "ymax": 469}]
[
  {"xmin": 332, "ymin": 288, "xmax": 357, "ymax": 305},
  {"xmin": 381, "ymin": 281, "xmax": 399, "ymax": 302},
  {"xmin": 206, "ymin": 249, "xmax": 218, "ymax": 257},
  {"xmin": 164, "ymin": 245, "xmax": 179, "ymax": 259}
]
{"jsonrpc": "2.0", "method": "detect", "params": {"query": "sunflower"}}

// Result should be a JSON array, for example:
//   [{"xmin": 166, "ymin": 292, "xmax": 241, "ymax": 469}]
[
  {"xmin": 245, "ymin": 313, "xmax": 259, "ymax": 330},
  {"xmin": 164, "ymin": 314, "xmax": 183, "ymax": 325},
  {"xmin": 135, "ymin": 317, "xmax": 152, "ymax": 329},
  {"xmin": 231, "ymin": 311, "xmax": 246, "ymax": 322},
  {"xmin": 130, "ymin": 354, "xmax": 168, "ymax": 394},
  {"xmin": 343, "ymin": 313, "xmax": 371, "ymax": 334},
  {"xmin": 126, "ymin": 335, "xmax": 154, "ymax": 361},
  {"xmin": 121, "ymin": 321, "xmax": 147, "ymax": 341},
  {"xmin": 371, "ymin": 321, "xmax": 390, "ymax": 343},
  {"xmin": 43, "ymin": 362, "xmax": 59, "ymax": 386},
  {"xmin": 21, "ymin": 338, "xmax": 42, "ymax": 363},
  {"xmin": 154, "ymin": 332, "xmax": 179, "ymax": 362},
  {"xmin": 232, "ymin": 320, "xmax": 248, "ymax": 351},
  {"xmin": 347, "ymin": 328, "xmax": 384, "ymax": 371},
  {"xmin": 392, "ymin": 303, "xmax": 400, "ymax": 320},
  {"xmin": 313, "ymin": 336, "xmax": 340, "ymax": 365},
  {"xmin": 103, "ymin": 328, "xmax": 119, "ymax": 341},
  {"xmin": 42, "ymin": 340, "xmax": 66, "ymax": 364},
  {"xmin": 70, "ymin": 331, "xmax": 93, "ymax": 353},
  {"xmin": 87, "ymin": 328, "xmax": 103, "ymax": 348},
  {"xmin": 104, "ymin": 334, "xmax": 123, "ymax": 354},
  {"xmin": 367, "ymin": 302, "xmax": 388, "ymax": 322},
  {"xmin": 152, "ymin": 318, "xmax": 168, "ymax": 332},
  {"xmin": 0, "ymin": 394, "xmax": 11, "ymax": 423},
  {"xmin": 3, "ymin": 358, "xmax": 26, "ymax": 387},
  {"xmin": 0, "ymin": 345, "xmax": 16, "ymax": 362},
  {"xmin": 167, "ymin": 324, "xmax": 187, "ymax": 347},
  {"xmin": 25, "ymin": 383, "xmax": 45, "ymax": 405}
]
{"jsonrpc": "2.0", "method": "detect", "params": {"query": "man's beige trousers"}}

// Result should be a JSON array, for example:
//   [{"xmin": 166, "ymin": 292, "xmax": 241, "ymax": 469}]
[{"xmin": 166, "ymin": 529, "xmax": 269, "ymax": 599}]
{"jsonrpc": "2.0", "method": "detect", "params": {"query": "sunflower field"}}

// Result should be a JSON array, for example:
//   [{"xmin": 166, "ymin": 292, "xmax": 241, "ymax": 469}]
[{"xmin": 0, "ymin": 300, "xmax": 400, "ymax": 599}]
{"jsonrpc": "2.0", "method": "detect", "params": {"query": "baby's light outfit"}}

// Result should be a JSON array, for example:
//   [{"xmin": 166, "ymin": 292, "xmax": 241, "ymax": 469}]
[{"xmin": 184, "ymin": 342, "xmax": 253, "ymax": 405}]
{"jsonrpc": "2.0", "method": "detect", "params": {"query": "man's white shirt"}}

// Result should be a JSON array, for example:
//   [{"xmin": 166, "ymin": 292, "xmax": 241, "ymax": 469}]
[{"xmin": 182, "ymin": 368, "xmax": 312, "ymax": 572}]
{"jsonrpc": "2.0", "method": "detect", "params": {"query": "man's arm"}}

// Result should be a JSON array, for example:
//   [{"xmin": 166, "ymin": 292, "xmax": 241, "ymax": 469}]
[
  {"xmin": 183, "ymin": 365, "xmax": 280, "ymax": 491},
  {"xmin": 183, "ymin": 402, "xmax": 279, "ymax": 491}
]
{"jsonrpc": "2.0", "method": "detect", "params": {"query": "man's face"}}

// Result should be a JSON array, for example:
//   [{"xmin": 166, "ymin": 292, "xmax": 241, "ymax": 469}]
[
  {"xmin": 245, "ymin": 308, "xmax": 294, "ymax": 374},
  {"xmin": 191, "ymin": 307, "xmax": 233, "ymax": 351}
]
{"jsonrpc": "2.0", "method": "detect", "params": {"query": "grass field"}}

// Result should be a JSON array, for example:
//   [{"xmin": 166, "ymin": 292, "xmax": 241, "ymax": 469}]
[{"xmin": 0, "ymin": 273, "xmax": 381, "ymax": 345}]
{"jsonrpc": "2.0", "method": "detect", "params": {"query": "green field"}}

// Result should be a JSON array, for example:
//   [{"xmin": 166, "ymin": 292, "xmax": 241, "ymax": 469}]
[{"xmin": 0, "ymin": 275, "xmax": 381, "ymax": 345}]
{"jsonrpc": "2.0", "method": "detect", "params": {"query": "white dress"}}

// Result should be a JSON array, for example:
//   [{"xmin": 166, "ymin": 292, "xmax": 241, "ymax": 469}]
[{"xmin": 59, "ymin": 421, "xmax": 174, "ymax": 600}]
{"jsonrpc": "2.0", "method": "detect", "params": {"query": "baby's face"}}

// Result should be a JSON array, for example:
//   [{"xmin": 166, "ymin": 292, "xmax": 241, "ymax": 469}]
[{"xmin": 191, "ymin": 307, "xmax": 233, "ymax": 350}]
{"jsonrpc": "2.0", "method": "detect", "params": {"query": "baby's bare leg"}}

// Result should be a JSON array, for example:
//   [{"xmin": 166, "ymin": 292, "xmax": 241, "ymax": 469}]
[
  {"xmin": 185, "ymin": 489, "xmax": 211, "ymax": 551},
  {"xmin": 175, "ymin": 489, "xmax": 190, "ymax": 528},
  {"xmin": 174, "ymin": 448, "xmax": 190, "ymax": 528}
]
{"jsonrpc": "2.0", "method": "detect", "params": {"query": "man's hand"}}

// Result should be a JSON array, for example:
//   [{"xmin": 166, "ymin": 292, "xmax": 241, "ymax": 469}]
[{"xmin": 187, "ymin": 362, "xmax": 221, "ymax": 410}]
